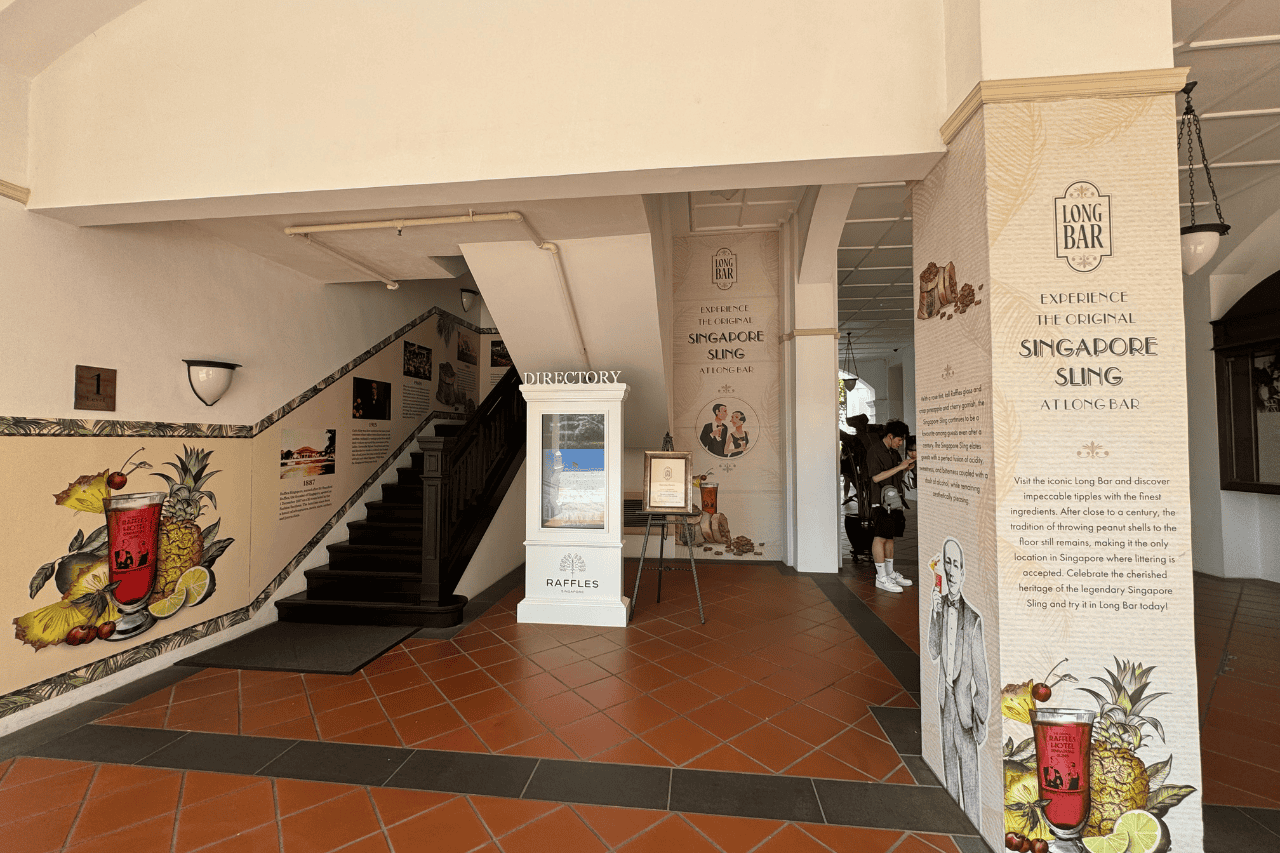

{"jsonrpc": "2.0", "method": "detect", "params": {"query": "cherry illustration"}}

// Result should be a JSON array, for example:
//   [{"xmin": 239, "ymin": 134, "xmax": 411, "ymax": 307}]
[
  {"xmin": 1032, "ymin": 658, "xmax": 1074, "ymax": 704},
  {"xmin": 107, "ymin": 448, "xmax": 150, "ymax": 490}
]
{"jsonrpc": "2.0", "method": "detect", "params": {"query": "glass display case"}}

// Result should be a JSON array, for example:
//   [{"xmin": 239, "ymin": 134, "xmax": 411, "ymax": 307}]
[{"xmin": 541, "ymin": 413, "xmax": 606, "ymax": 529}]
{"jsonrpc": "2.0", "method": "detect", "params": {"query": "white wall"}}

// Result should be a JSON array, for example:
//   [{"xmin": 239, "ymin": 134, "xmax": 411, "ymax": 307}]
[
  {"xmin": 0, "ymin": 66, "xmax": 27, "ymax": 184},
  {"xmin": 1183, "ymin": 270, "xmax": 1225, "ymax": 576},
  {"xmin": 1221, "ymin": 490, "xmax": 1280, "ymax": 582},
  {"xmin": 895, "ymin": 347, "xmax": 917, "ymax": 433},
  {"xmin": 975, "ymin": 0, "xmax": 1172, "ymax": 83},
  {"xmin": 858, "ymin": 358, "xmax": 890, "ymax": 422},
  {"xmin": 455, "ymin": 460, "xmax": 527, "ymax": 600},
  {"xmin": 0, "ymin": 203, "xmax": 453, "ymax": 424}
]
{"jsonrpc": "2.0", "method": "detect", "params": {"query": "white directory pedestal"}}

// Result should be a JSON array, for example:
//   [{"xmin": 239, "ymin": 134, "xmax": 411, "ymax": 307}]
[{"xmin": 518, "ymin": 383, "xmax": 629, "ymax": 627}]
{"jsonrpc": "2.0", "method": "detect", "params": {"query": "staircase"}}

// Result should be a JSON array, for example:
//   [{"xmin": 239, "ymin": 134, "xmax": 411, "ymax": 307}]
[{"xmin": 275, "ymin": 367, "xmax": 525, "ymax": 628}]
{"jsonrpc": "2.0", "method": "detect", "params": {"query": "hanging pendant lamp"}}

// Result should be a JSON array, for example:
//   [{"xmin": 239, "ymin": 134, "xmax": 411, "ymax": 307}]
[
  {"xmin": 840, "ymin": 332, "xmax": 859, "ymax": 388},
  {"xmin": 1177, "ymin": 81, "xmax": 1231, "ymax": 276}
]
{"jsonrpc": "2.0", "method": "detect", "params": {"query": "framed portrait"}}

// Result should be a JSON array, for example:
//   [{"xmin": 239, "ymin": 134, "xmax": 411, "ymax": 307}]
[{"xmin": 641, "ymin": 451, "xmax": 693, "ymax": 513}]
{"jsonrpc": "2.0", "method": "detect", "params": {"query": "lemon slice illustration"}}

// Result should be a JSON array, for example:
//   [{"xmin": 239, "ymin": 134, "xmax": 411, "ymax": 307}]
[
  {"xmin": 176, "ymin": 566, "xmax": 215, "ymax": 606},
  {"xmin": 148, "ymin": 587, "xmax": 187, "ymax": 620},
  {"xmin": 1114, "ymin": 810, "xmax": 1168, "ymax": 853},
  {"xmin": 1083, "ymin": 832, "xmax": 1130, "ymax": 853}
]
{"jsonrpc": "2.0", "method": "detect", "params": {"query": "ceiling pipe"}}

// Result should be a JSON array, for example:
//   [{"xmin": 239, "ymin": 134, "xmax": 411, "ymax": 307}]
[
  {"xmin": 285, "ymin": 211, "xmax": 590, "ymax": 368},
  {"xmin": 298, "ymin": 234, "xmax": 400, "ymax": 290},
  {"xmin": 284, "ymin": 211, "xmax": 523, "ymax": 235}
]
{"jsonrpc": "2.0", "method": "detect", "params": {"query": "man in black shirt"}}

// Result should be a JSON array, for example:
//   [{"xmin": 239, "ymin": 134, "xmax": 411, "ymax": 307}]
[{"xmin": 865, "ymin": 420, "xmax": 916, "ymax": 592}]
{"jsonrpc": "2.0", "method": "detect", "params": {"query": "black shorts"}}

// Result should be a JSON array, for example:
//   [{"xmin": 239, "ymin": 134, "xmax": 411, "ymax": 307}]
[{"xmin": 872, "ymin": 506, "xmax": 906, "ymax": 539}]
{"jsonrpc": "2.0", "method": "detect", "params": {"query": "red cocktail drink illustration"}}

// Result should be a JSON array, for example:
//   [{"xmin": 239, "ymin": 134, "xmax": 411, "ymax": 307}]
[
  {"xmin": 103, "ymin": 492, "xmax": 165, "ymax": 639},
  {"xmin": 1031, "ymin": 708, "xmax": 1096, "ymax": 851}
]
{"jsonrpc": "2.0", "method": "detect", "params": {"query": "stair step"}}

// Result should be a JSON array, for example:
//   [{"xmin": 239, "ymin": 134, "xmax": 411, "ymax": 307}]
[
  {"xmin": 348, "ymin": 519, "xmax": 422, "ymax": 546},
  {"xmin": 327, "ymin": 541, "xmax": 421, "ymax": 571},
  {"xmin": 409, "ymin": 451, "xmax": 423, "ymax": 473},
  {"xmin": 396, "ymin": 466, "xmax": 422, "ymax": 486},
  {"xmin": 275, "ymin": 591, "xmax": 467, "ymax": 627},
  {"xmin": 302, "ymin": 566, "xmax": 422, "ymax": 603},
  {"xmin": 381, "ymin": 482, "xmax": 423, "ymax": 503},
  {"xmin": 364, "ymin": 500, "xmax": 420, "ymax": 522}
]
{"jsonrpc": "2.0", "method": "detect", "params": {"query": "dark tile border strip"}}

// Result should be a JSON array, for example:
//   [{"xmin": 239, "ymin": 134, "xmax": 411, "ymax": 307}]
[
  {"xmin": 1204, "ymin": 804, "xmax": 1280, "ymax": 853},
  {"xmin": 869, "ymin": 706, "xmax": 922, "ymax": 756},
  {"xmin": 180, "ymin": 623, "xmax": 420, "ymax": 675},
  {"xmin": 811, "ymin": 575, "xmax": 920, "ymax": 693},
  {"xmin": 19, "ymin": 724, "xmax": 983, "ymax": 835}
]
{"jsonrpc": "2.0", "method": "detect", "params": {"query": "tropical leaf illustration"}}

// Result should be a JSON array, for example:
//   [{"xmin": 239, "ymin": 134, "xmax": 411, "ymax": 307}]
[
  {"xmin": 28, "ymin": 562, "xmax": 56, "ymax": 599},
  {"xmin": 202, "ymin": 538, "xmax": 235, "ymax": 569},
  {"xmin": 1054, "ymin": 96, "xmax": 1155, "ymax": 150},
  {"xmin": 1145, "ymin": 755, "xmax": 1173, "ymax": 790},
  {"xmin": 1147, "ymin": 784, "xmax": 1196, "ymax": 817},
  {"xmin": 986, "ymin": 102, "xmax": 1047, "ymax": 247}
]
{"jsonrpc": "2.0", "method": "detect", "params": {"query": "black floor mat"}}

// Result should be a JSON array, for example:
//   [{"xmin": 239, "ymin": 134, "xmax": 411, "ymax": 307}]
[{"xmin": 182, "ymin": 622, "xmax": 418, "ymax": 675}]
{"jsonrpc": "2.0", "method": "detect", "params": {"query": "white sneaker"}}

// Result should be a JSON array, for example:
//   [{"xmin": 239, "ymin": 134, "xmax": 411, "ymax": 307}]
[
  {"xmin": 875, "ymin": 576, "xmax": 904, "ymax": 593},
  {"xmin": 891, "ymin": 572, "xmax": 914, "ymax": 587}
]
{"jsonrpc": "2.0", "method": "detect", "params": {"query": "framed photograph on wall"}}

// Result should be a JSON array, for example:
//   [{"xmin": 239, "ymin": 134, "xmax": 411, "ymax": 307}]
[{"xmin": 641, "ymin": 451, "xmax": 693, "ymax": 513}]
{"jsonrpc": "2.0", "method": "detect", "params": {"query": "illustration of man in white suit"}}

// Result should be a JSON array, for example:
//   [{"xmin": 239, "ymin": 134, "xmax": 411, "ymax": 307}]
[{"xmin": 928, "ymin": 537, "xmax": 990, "ymax": 830}]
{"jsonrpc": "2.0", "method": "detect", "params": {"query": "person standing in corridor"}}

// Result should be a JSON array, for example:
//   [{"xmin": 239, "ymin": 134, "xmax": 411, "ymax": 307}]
[{"xmin": 865, "ymin": 420, "xmax": 916, "ymax": 592}]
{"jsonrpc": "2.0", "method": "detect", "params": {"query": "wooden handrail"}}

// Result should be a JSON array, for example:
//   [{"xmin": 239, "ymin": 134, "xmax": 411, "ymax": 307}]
[{"xmin": 420, "ymin": 367, "xmax": 525, "ymax": 606}]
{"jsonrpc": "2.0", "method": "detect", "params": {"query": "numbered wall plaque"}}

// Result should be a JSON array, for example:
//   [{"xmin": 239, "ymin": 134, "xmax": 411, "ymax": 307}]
[{"xmin": 74, "ymin": 365, "xmax": 117, "ymax": 411}]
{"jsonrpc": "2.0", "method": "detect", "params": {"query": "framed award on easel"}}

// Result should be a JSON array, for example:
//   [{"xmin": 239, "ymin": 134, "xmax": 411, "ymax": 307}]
[{"xmin": 641, "ymin": 451, "xmax": 693, "ymax": 513}]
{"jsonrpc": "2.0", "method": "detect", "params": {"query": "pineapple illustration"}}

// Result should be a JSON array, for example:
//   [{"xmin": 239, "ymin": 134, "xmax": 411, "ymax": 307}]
[
  {"xmin": 1081, "ymin": 659, "xmax": 1165, "ymax": 837},
  {"xmin": 150, "ymin": 446, "xmax": 219, "ymax": 603}
]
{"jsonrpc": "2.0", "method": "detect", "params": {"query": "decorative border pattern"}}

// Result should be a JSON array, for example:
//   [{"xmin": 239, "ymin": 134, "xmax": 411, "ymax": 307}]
[
  {"xmin": 0, "ymin": 307, "xmax": 503, "ymax": 719},
  {"xmin": 0, "ymin": 417, "xmax": 253, "ymax": 439}
]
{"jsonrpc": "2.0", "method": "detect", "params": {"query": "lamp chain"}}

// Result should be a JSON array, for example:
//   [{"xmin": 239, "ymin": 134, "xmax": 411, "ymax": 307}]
[{"xmin": 1181, "ymin": 87, "xmax": 1227, "ymax": 229}]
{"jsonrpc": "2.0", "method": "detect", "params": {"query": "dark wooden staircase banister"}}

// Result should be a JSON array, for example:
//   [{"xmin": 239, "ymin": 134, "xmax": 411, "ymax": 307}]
[{"xmin": 420, "ymin": 366, "xmax": 526, "ymax": 611}]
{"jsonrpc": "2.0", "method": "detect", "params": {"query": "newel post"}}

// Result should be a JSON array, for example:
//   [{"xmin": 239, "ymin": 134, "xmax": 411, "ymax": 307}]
[{"xmin": 418, "ymin": 434, "xmax": 453, "ymax": 606}]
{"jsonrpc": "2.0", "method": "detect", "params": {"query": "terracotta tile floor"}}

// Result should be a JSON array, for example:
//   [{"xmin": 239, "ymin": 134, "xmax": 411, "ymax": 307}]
[
  {"xmin": 100, "ymin": 565, "xmax": 918, "ymax": 785},
  {"xmin": 1193, "ymin": 573, "xmax": 1280, "ymax": 810},
  {"xmin": 0, "ymin": 755, "xmax": 968, "ymax": 853}
]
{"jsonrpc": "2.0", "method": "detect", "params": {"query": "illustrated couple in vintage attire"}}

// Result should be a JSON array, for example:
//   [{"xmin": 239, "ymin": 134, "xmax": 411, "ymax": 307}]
[
  {"xmin": 928, "ymin": 536, "xmax": 991, "ymax": 831},
  {"xmin": 698, "ymin": 403, "xmax": 749, "ymax": 457}
]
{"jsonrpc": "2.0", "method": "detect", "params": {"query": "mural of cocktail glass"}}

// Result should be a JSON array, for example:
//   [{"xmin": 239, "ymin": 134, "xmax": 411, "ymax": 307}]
[
  {"xmin": 1031, "ymin": 707, "xmax": 1097, "ymax": 853},
  {"xmin": 103, "ymin": 492, "xmax": 166, "ymax": 639}
]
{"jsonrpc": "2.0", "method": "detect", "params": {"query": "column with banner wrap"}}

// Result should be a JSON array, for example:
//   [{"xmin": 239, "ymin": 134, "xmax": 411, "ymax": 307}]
[{"xmin": 913, "ymin": 86, "xmax": 1204, "ymax": 853}]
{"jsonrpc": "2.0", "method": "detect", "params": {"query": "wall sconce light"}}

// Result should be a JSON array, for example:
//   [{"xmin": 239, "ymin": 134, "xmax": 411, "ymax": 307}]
[
  {"xmin": 460, "ymin": 288, "xmax": 480, "ymax": 313},
  {"xmin": 183, "ymin": 360, "xmax": 240, "ymax": 406},
  {"xmin": 1178, "ymin": 81, "xmax": 1231, "ymax": 276}
]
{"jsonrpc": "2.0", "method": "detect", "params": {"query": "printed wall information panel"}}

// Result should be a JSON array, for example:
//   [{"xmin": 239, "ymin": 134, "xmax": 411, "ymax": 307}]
[
  {"xmin": 249, "ymin": 310, "xmax": 496, "ymax": 595},
  {"xmin": 914, "ymin": 95, "xmax": 1203, "ymax": 853},
  {"xmin": 672, "ymin": 233, "xmax": 782, "ymax": 561}
]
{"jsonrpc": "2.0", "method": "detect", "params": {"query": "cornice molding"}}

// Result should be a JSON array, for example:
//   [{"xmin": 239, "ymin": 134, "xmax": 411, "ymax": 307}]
[
  {"xmin": 0, "ymin": 179, "xmax": 31, "ymax": 205},
  {"xmin": 941, "ymin": 67, "xmax": 1191, "ymax": 144}
]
